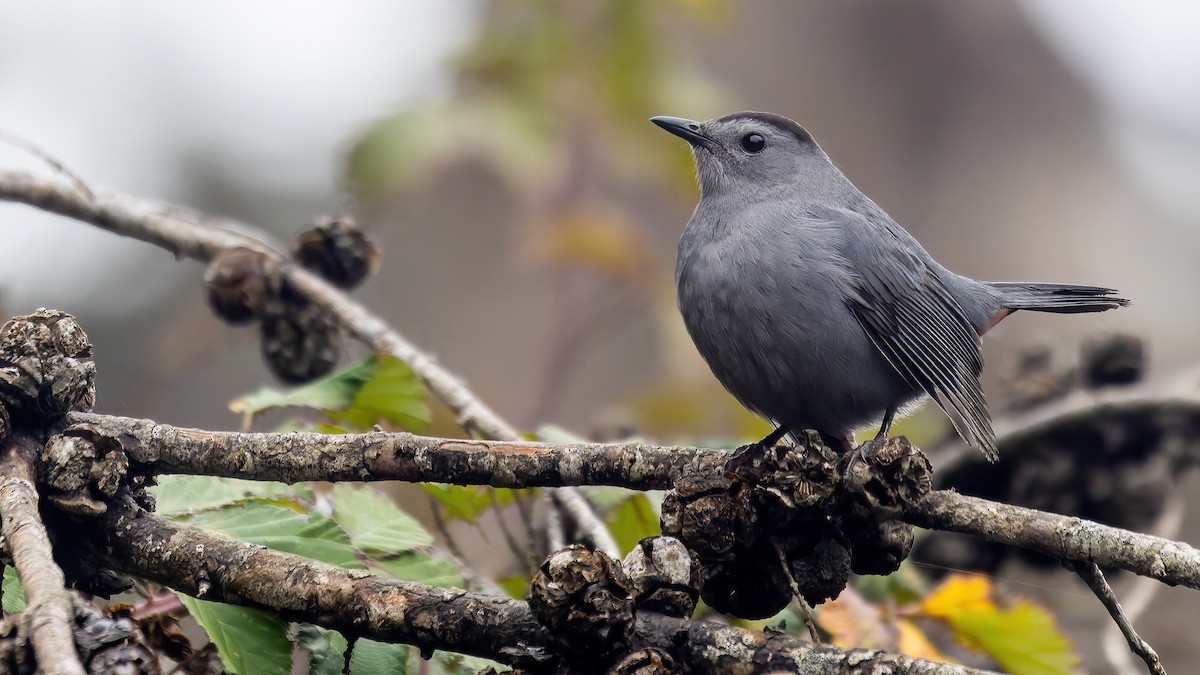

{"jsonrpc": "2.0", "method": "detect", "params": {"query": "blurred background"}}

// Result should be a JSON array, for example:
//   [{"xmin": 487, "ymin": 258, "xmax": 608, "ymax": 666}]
[{"xmin": 2, "ymin": 0, "xmax": 1199, "ymax": 671}]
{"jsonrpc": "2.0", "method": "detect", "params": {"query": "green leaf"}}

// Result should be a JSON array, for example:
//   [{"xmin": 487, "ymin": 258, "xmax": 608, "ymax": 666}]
[
  {"xmin": 922, "ymin": 575, "xmax": 1079, "ymax": 675},
  {"xmin": 420, "ymin": 484, "xmax": 517, "ymax": 522},
  {"xmin": 430, "ymin": 651, "xmax": 506, "ymax": 675},
  {"xmin": 604, "ymin": 493, "xmax": 660, "ymax": 555},
  {"xmin": 294, "ymin": 624, "xmax": 349, "ymax": 675},
  {"xmin": 151, "ymin": 475, "xmax": 313, "ymax": 515},
  {"xmin": 374, "ymin": 552, "xmax": 462, "ymax": 588},
  {"xmin": 179, "ymin": 596, "xmax": 292, "ymax": 675},
  {"xmin": 230, "ymin": 355, "xmax": 429, "ymax": 432},
  {"xmin": 233, "ymin": 357, "xmax": 376, "ymax": 418},
  {"xmin": 330, "ymin": 356, "xmax": 429, "ymax": 432},
  {"xmin": 496, "ymin": 574, "xmax": 530, "ymax": 600},
  {"xmin": 948, "ymin": 603, "xmax": 1078, "ymax": 675},
  {"xmin": 331, "ymin": 484, "xmax": 433, "ymax": 554},
  {"xmin": 181, "ymin": 499, "xmax": 363, "ymax": 568},
  {"xmin": 348, "ymin": 638, "xmax": 412, "ymax": 674},
  {"xmin": 2, "ymin": 566, "xmax": 25, "ymax": 614}
]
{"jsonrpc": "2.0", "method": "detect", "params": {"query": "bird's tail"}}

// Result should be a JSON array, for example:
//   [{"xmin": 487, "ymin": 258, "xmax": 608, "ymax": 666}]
[{"xmin": 991, "ymin": 282, "xmax": 1129, "ymax": 314}]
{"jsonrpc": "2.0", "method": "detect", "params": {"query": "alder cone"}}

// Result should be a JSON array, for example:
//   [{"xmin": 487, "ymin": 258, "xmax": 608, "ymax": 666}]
[
  {"xmin": 292, "ymin": 215, "xmax": 382, "ymax": 290},
  {"xmin": 0, "ymin": 309, "xmax": 95, "ymax": 430},
  {"xmin": 528, "ymin": 546, "xmax": 635, "ymax": 661}
]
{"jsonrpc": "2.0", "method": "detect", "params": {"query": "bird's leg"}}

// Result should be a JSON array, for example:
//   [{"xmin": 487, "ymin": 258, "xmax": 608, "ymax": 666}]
[
  {"xmin": 724, "ymin": 425, "xmax": 789, "ymax": 473},
  {"xmin": 841, "ymin": 405, "xmax": 897, "ymax": 474}
]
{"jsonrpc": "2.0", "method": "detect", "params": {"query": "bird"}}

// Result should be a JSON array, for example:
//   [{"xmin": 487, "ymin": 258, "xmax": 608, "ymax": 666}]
[{"xmin": 652, "ymin": 111, "xmax": 1128, "ymax": 461}]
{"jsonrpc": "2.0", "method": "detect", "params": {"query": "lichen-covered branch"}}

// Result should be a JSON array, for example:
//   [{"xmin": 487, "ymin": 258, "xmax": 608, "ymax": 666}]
[
  {"xmin": 906, "ymin": 491, "xmax": 1200, "ymax": 590},
  {"xmin": 0, "ymin": 436, "xmax": 86, "ymax": 675},
  {"xmin": 0, "ymin": 170, "xmax": 614, "ymax": 555},
  {"xmin": 97, "ymin": 499, "xmax": 994, "ymax": 674},
  {"xmin": 64, "ymin": 412, "xmax": 1200, "ymax": 593},
  {"xmin": 65, "ymin": 412, "xmax": 724, "ymax": 489}
]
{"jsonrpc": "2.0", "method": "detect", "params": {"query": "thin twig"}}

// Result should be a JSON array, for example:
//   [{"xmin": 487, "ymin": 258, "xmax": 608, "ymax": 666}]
[
  {"xmin": 0, "ymin": 435, "xmax": 86, "ymax": 675},
  {"xmin": 549, "ymin": 487, "xmax": 619, "ymax": 557},
  {"xmin": 0, "ymin": 170, "xmax": 614, "ymax": 557},
  {"xmin": 490, "ymin": 490, "xmax": 537, "ymax": 571},
  {"xmin": 0, "ymin": 130, "xmax": 93, "ymax": 200},
  {"xmin": 773, "ymin": 540, "xmax": 821, "ymax": 643},
  {"xmin": 544, "ymin": 493, "xmax": 566, "ymax": 554},
  {"xmin": 1067, "ymin": 561, "xmax": 1167, "ymax": 675},
  {"xmin": 1103, "ymin": 489, "xmax": 1186, "ymax": 675}
]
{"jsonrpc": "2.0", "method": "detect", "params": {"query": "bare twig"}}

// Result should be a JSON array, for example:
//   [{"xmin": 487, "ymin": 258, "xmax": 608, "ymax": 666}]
[
  {"xmin": 1103, "ymin": 490, "xmax": 1186, "ymax": 675},
  {"xmin": 774, "ymin": 540, "xmax": 821, "ymax": 643},
  {"xmin": 0, "ymin": 170, "xmax": 614, "ymax": 555},
  {"xmin": 0, "ymin": 131, "xmax": 93, "ymax": 200},
  {"xmin": 0, "ymin": 435, "xmax": 86, "ymax": 675},
  {"xmin": 66, "ymin": 412, "xmax": 1200, "ymax": 591},
  {"xmin": 97, "ymin": 499, "xmax": 997, "ymax": 674},
  {"xmin": 490, "ymin": 490, "xmax": 537, "ymax": 571},
  {"xmin": 544, "ymin": 493, "xmax": 566, "ymax": 554},
  {"xmin": 1068, "ymin": 561, "xmax": 1166, "ymax": 675}
]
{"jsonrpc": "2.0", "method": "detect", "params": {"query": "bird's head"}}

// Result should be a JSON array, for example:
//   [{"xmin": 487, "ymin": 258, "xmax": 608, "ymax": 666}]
[{"xmin": 652, "ymin": 111, "xmax": 828, "ymax": 197}]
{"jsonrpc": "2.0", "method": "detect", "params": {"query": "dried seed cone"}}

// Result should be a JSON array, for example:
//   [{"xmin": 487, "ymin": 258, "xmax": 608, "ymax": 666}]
[
  {"xmin": 0, "ymin": 309, "xmax": 95, "ymax": 430},
  {"xmin": 292, "ymin": 216, "xmax": 382, "ymax": 289},
  {"xmin": 528, "ymin": 545, "xmax": 635, "ymax": 660}
]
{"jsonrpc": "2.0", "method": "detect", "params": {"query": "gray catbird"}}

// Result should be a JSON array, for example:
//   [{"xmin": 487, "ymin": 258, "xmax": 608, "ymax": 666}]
[{"xmin": 653, "ymin": 111, "xmax": 1128, "ymax": 460}]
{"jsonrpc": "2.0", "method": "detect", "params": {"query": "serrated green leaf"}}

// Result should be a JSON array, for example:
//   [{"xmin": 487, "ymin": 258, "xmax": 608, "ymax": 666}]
[
  {"xmin": 420, "ymin": 484, "xmax": 517, "ymax": 523},
  {"xmin": 294, "ymin": 624, "xmax": 349, "ymax": 675},
  {"xmin": 151, "ymin": 475, "xmax": 314, "ymax": 515},
  {"xmin": 230, "ymin": 355, "xmax": 428, "ymax": 432},
  {"xmin": 349, "ymin": 638, "xmax": 412, "ymax": 674},
  {"xmin": 2, "ymin": 566, "xmax": 25, "ymax": 614},
  {"xmin": 330, "ymin": 356, "xmax": 429, "ymax": 432},
  {"xmin": 331, "ymin": 484, "xmax": 433, "ymax": 554},
  {"xmin": 374, "ymin": 552, "xmax": 462, "ymax": 588},
  {"xmin": 181, "ymin": 500, "xmax": 363, "ymax": 568},
  {"xmin": 430, "ymin": 651, "xmax": 506, "ymax": 675},
  {"xmin": 180, "ymin": 596, "xmax": 292, "ymax": 675},
  {"xmin": 604, "ymin": 493, "xmax": 660, "ymax": 555},
  {"xmin": 233, "ymin": 357, "xmax": 376, "ymax": 418}
]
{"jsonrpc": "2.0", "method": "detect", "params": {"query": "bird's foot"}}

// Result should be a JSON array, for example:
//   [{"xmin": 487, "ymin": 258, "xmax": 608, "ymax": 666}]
[
  {"xmin": 839, "ymin": 435, "xmax": 887, "ymax": 476},
  {"xmin": 724, "ymin": 427, "xmax": 789, "ymax": 476},
  {"xmin": 724, "ymin": 441, "xmax": 769, "ymax": 476}
]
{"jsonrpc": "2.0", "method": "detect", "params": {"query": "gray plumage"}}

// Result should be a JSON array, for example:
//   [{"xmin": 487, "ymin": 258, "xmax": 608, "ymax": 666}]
[{"xmin": 653, "ymin": 111, "xmax": 1128, "ymax": 460}]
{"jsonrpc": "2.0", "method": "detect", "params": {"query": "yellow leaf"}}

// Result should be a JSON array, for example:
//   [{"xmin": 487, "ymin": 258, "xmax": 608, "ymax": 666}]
[
  {"xmin": 918, "ymin": 574, "xmax": 1080, "ymax": 675},
  {"xmin": 897, "ymin": 619, "xmax": 956, "ymax": 663},
  {"xmin": 920, "ymin": 574, "xmax": 994, "ymax": 618}
]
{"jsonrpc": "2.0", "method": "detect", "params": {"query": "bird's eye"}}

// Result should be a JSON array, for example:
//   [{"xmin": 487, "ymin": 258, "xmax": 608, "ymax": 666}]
[{"xmin": 740, "ymin": 133, "xmax": 766, "ymax": 153}]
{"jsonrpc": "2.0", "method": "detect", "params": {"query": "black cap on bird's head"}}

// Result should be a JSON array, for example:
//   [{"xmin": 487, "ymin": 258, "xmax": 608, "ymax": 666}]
[{"xmin": 651, "ymin": 111, "xmax": 827, "ymax": 195}]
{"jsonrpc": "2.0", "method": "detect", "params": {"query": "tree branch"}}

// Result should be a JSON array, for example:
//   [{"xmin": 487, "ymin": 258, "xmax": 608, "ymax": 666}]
[
  {"xmin": 65, "ymin": 412, "xmax": 1200, "ymax": 592},
  {"xmin": 0, "ymin": 170, "xmax": 615, "ymax": 555},
  {"xmin": 97, "ymin": 498, "xmax": 996, "ymax": 674},
  {"xmin": 906, "ymin": 491, "xmax": 1200, "ymax": 591},
  {"xmin": 66, "ymin": 412, "xmax": 724, "ymax": 490},
  {"xmin": 0, "ymin": 435, "xmax": 86, "ymax": 675},
  {"xmin": 1066, "ymin": 561, "xmax": 1165, "ymax": 675}
]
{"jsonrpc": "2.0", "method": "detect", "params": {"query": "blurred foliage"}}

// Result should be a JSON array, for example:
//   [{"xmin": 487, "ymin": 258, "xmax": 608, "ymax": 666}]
[
  {"xmin": 345, "ymin": 0, "xmax": 726, "ymax": 204},
  {"xmin": 813, "ymin": 574, "xmax": 1079, "ymax": 675}
]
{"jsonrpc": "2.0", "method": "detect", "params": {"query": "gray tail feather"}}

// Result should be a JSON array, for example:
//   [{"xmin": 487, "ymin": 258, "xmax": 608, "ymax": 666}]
[{"xmin": 991, "ymin": 282, "xmax": 1130, "ymax": 314}]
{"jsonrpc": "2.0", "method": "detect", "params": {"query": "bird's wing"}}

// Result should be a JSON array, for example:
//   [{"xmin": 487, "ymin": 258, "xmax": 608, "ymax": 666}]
[{"xmin": 813, "ymin": 207, "xmax": 997, "ymax": 459}]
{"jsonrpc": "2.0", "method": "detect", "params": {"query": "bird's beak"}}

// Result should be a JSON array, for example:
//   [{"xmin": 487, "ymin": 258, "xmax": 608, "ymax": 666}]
[{"xmin": 651, "ymin": 116, "xmax": 713, "ymax": 149}]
